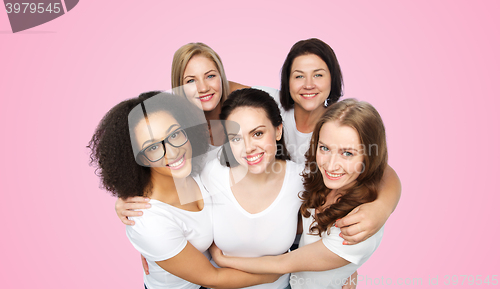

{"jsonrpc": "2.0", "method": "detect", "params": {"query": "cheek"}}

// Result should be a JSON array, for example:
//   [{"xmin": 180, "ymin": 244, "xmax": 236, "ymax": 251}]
[{"xmin": 351, "ymin": 158, "xmax": 365, "ymax": 175}]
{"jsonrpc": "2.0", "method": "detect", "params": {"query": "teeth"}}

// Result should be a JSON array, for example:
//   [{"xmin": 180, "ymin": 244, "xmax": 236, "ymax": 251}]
[
  {"xmin": 199, "ymin": 94, "xmax": 212, "ymax": 100},
  {"xmin": 168, "ymin": 156, "xmax": 184, "ymax": 168},
  {"xmin": 302, "ymin": 93, "xmax": 317, "ymax": 97},
  {"xmin": 246, "ymin": 153, "xmax": 264, "ymax": 162},
  {"xmin": 326, "ymin": 171, "xmax": 343, "ymax": 178}
]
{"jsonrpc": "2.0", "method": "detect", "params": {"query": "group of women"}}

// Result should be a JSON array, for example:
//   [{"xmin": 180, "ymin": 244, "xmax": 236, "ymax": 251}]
[{"xmin": 88, "ymin": 39, "xmax": 401, "ymax": 289}]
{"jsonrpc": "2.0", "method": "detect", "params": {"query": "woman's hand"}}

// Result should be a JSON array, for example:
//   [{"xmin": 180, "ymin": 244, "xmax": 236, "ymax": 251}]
[
  {"xmin": 209, "ymin": 243, "xmax": 226, "ymax": 267},
  {"xmin": 335, "ymin": 200, "xmax": 388, "ymax": 245},
  {"xmin": 115, "ymin": 196, "xmax": 151, "ymax": 225}
]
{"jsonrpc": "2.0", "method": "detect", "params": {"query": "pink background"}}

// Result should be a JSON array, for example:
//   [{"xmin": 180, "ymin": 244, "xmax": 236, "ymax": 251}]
[{"xmin": 1, "ymin": 0, "xmax": 499, "ymax": 288}]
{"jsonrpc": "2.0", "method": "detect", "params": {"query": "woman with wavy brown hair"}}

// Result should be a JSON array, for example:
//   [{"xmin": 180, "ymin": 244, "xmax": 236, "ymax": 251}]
[{"xmin": 210, "ymin": 99, "xmax": 388, "ymax": 289}]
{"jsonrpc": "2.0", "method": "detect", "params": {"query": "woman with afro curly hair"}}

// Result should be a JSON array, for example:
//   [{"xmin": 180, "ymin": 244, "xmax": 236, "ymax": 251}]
[{"xmin": 88, "ymin": 91, "xmax": 279, "ymax": 289}]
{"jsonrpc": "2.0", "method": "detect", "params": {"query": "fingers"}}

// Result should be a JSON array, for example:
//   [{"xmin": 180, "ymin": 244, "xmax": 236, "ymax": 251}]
[
  {"xmin": 126, "ymin": 196, "xmax": 151, "ymax": 203},
  {"xmin": 124, "ymin": 202, "xmax": 151, "ymax": 211},
  {"xmin": 119, "ymin": 215, "xmax": 135, "ymax": 226},
  {"xmin": 335, "ymin": 207, "xmax": 361, "ymax": 228},
  {"xmin": 141, "ymin": 255, "xmax": 150, "ymax": 275}
]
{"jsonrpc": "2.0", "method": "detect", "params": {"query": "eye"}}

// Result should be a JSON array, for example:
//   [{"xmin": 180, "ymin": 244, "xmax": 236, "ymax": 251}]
[
  {"xmin": 186, "ymin": 79, "xmax": 195, "ymax": 84},
  {"xmin": 342, "ymin": 151, "xmax": 354, "ymax": 157},
  {"xmin": 170, "ymin": 131, "xmax": 179, "ymax": 139},
  {"xmin": 207, "ymin": 74, "xmax": 217, "ymax": 79},
  {"xmin": 253, "ymin": 131, "xmax": 263, "ymax": 137},
  {"xmin": 314, "ymin": 73, "xmax": 323, "ymax": 77},
  {"xmin": 295, "ymin": 75, "xmax": 304, "ymax": 79},
  {"xmin": 231, "ymin": 137, "xmax": 241, "ymax": 143},
  {"xmin": 319, "ymin": 145, "xmax": 329, "ymax": 152},
  {"xmin": 146, "ymin": 144, "xmax": 160, "ymax": 152}
]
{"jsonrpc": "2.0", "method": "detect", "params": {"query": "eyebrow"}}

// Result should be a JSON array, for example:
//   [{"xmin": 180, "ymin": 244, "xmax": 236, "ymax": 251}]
[
  {"xmin": 318, "ymin": 141, "xmax": 358, "ymax": 151},
  {"xmin": 183, "ymin": 69, "xmax": 218, "ymax": 80},
  {"xmin": 292, "ymin": 68, "xmax": 327, "ymax": 74},
  {"xmin": 249, "ymin": 125, "xmax": 265, "ymax": 135},
  {"xmin": 141, "ymin": 124, "xmax": 180, "ymax": 148}
]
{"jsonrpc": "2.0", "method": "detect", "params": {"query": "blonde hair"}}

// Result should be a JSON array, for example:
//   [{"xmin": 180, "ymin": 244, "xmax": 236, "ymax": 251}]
[{"xmin": 171, "ymin": 43, "xmax": 230, "ymax": 103}]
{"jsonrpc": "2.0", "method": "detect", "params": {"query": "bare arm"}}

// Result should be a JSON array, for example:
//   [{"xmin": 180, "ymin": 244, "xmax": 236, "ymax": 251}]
[
  {"xmin": 210, "ymin": 240, "xmax": 349, "ymax": 275},
  {"xmin": 157, "ymin": 242, "xmax": 279, "ymax": 288},
  {"xmin": 336, "ymin": 165, "xmax": 401, "ymax": 245}
]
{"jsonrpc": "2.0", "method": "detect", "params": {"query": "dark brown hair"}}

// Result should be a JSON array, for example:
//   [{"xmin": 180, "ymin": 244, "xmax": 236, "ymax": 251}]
[
  {"xmin": 219, "ymin": 88, "xmax": 290, "ymax": 167},
  {"xmin": 300, "ymin": 99, "xmax": 388, "ymax": 236},
  {"xmin": 280, "ymin": 38, "xmax": 343, "ymax": 111}
]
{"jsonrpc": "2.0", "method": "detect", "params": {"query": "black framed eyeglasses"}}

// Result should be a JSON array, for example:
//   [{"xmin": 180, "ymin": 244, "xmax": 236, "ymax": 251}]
[{"xmin": 138, "ymin": 129, "xmax": 188, "ymax": 163}]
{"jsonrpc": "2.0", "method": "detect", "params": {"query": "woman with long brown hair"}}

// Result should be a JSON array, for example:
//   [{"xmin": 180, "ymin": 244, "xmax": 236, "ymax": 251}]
[{"xmin": 210, "ymin": 99, "xmax": 388, "ymax": 289}]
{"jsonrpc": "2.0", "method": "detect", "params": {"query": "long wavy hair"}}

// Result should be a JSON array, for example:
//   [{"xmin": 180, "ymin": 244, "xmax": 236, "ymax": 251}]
[{"xmin": 300, "ymin": 99, "xmax": 388, "ymax": 236}]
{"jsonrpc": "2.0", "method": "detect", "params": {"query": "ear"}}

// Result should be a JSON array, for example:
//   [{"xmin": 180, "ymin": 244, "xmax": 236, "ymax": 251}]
[{"xmin": 275, "ymin": 124, "xmax": 283, "ymax": 141}]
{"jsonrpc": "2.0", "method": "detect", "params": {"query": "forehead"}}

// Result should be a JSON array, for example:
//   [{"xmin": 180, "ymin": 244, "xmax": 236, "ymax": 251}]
[
  {"xmin": 226, "ymin": 107, "xmax": 272, "ymax": 132},
  {"xmin": 184, "ymin": 54, "xmax": 218, "ymax": 75},
  {"xmin": 291, "ymin": 54, "xmax": 329, "ymax": 71},
  {"xmin": 319, "ymin": 121, "xmax": 360, "ymax": 147},
  {"xmin": 134, "ymin": 111, "xmax": 178, "ymax": 145}
]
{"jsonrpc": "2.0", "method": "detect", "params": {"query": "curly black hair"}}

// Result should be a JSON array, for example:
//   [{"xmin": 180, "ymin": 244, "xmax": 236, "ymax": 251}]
[{"xmin": 88, "ymin": 91, "xmax": 209, "ymax": 199}]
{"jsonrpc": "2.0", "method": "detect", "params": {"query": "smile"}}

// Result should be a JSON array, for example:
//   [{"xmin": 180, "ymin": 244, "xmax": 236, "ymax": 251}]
[
  {"xmin": 325, "ymin": 171, "xmax": 345, "ymax": 180},
  {"xmin": 197, "ymin": 93, "xmax": 214, "ymax": 102},
  {"xmin": 244, "ymin": 152, "xmax": 264, "ymax": 165},
  {"xmin": 167, "ymin": 154, "xmax": 186, "ymax": 170},
  {"xmin": 301, "ymin": 93, "xmax": 318, "ymax": 99}
]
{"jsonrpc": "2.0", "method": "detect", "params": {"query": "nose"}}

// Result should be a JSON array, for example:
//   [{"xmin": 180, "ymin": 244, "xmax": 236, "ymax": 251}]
[
  {"xmin": 197, "ymin": 79, "xmax": 209, "ymax": 93},
  {"xmin": 304, "ymin": 76, "xmax": 315, "ymax": 89},
  {"xmin": 164, "ymin": 142, "xmax": 180, "ymax": 161},
  {"xmin": 244, "ymin": 137, "xmax": 256, "ymax": 154},
  {"xmin": 326, "ymin": 153, "xmax": 341, "ymax": 172}
]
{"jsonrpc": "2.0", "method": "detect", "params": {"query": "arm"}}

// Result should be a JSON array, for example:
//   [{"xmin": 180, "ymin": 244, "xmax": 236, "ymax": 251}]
[
  {"xmin": 228, "ymin": 81, "xmax": 250, "ymax": 93},
  {"xmin": 210, "ymin": 240, "xmax": 349, "ymax": 275},
  {"xmin": 336, "ymin": 165, "xmax": 401, "ymax": 245},
  {"xmin": 157, "ymin": 242, "xmax": 279, "ymax": 288},
  {"xmin": 115, "ymin": 196, "xmax": 151, "ymax": 225}
]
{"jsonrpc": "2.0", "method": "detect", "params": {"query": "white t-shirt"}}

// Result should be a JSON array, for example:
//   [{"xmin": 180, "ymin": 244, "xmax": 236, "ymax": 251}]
[
  {"xmin": 126, "ymin": 176, "xmax": 213, "ymax": 289},
  {"xmin": 291, "ymin": 210, "xmax": 384, "ymax": 289},
  {"xmin": 253, "ymin": 86, "xmax": 312, "ymax": 165},
  {"xmin": 201, "ymin": 159, "xmax": 304, "ymax": 289}
]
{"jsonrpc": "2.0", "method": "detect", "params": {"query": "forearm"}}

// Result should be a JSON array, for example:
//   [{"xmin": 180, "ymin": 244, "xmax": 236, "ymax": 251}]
[
  {"xmin": 221, "ymin": 254, "xmax": 288, "ymax": 275},
  {"xmin": 209, "ymin": 267, "xmax": 279, "ymax": 289},
  {"xmin": 376, "ymin": 165, "xmax": 401, "ymax": 214}
]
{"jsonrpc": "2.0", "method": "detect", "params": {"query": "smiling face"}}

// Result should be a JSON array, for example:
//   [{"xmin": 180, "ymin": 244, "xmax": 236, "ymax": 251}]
[
  {"xmin": 182, "ymin": 54, "xmax": 223, "ymax": 112},
  {"xmin": 226, "ymin": 107, "xmax": 283, "ymax": 175},
  {"xmin": 316, "ymin": 120, "xmax": 364, "ymax": 191},
  {"xmin": 134, "ymin": 111, "xmax": 193, "ymax": 179},
  {"xmin": 289, "ymin": 54, "xmax": 331, "ymax": 113}
]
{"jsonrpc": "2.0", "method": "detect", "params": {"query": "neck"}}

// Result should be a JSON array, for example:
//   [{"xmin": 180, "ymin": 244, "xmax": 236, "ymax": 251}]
[
  {"xmin": 148, "ymin": 171, "xmax": 190, "ymax": 204},
  {"xmin": 293, "ymin": 105, "xmax": 327, "ymax": 133},
  {"xmin": 204, "ymin": 102, "xmax": 222, "ymax": 121}
]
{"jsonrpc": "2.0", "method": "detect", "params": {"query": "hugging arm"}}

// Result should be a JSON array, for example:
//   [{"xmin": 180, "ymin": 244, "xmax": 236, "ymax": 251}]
[
  {"xmin": 157, "ymin": 242, "xmax": 279, "ymax": 288},
  {"xmin": 115, "ymin": 196, "xmax": 151, "ymax": 225},
  {"xmin": 211, "ymin": 240, "xmax": 349, "ymax": 275},
  {"xmin": 336, "ymin": 165, "xmax": 401, "ymax": 245}
]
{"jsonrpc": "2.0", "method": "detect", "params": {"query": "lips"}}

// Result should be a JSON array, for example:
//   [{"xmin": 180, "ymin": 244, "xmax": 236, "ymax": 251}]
[
  {"xmin": 244, "ymin": 152, "xmax": 264, "ymax": 165},
  {"xmin": 197, "ymin": 93, "xmax": 214, "ymax": 102},
  {"xmin": 166, "ymin": 154, "xmax": 186, "ymax": 170},
  {"xmin": 325, "ymin": 170, "xmax": 345, "ymax": 180},
  {"xmin": 301, "ymin": 93, "xmax": 319, "ymax": 99}
]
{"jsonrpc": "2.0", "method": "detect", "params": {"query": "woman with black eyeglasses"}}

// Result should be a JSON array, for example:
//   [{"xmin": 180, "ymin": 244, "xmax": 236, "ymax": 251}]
[{"xmin": 88, "ymin": 91, "xmax": 279, "ymax": 289}]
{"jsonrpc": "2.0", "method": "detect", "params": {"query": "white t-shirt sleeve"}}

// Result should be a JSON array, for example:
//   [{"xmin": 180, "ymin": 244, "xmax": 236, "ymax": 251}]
[
  {"xmin": 322, "ymin": 226, "xmax": 384, "ymax": 265},
  {"xmin": 126, "ymin": 210, "xmax": 188, "ymax": 262}
]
